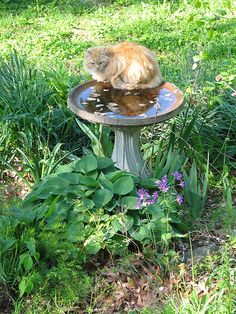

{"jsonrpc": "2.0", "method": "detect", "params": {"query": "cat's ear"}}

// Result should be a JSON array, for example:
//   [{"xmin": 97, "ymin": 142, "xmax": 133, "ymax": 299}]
[
  {"xmin": 102, "ymin": 47, "xmax": 111, "ymax": 57},
  {"xmin": 85, "ymin": 47, "xmax": 93, "ymax": 55}
]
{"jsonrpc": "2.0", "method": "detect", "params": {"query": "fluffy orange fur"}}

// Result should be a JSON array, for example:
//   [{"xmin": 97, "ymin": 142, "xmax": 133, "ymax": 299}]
[{"xmin": 83, "ymin": 42, "xmax": 163, "ymax": 90}]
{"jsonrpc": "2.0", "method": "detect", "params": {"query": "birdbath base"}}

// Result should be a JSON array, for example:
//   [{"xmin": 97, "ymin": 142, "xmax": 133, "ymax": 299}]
[{"xmin": 111, "ymin": 126, "xmax": 149, "ymax": 178}]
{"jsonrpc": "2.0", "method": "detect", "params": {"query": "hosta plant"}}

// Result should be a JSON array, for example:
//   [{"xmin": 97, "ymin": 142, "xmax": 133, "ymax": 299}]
[{"xmin": 2, "ymin": 155, "xmax": 190, "ymax": 296}]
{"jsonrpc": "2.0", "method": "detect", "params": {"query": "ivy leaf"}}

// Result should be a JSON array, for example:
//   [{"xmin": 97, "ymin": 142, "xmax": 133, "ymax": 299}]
[
  {"xmin": 113, "ymin": 176, "xmax": 134, "ymax": 195},
  {"xmin": 93, "ymin": 189, "xmax": 114, "ymax": 207}
]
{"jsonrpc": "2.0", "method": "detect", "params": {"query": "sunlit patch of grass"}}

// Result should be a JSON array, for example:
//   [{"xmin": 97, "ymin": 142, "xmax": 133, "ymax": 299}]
[{"xmin": 0, "ymin": 0, "xmax": 235, "ymax": 79}]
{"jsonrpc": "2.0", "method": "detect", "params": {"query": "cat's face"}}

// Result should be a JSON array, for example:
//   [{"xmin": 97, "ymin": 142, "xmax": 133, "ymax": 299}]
[{"xmin": 84, "ymin": 47, "xmax": 110, "ymax": 73}]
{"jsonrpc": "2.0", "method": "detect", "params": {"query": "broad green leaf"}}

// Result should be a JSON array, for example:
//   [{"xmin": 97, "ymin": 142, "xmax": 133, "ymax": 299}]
[
  {"xmin": 93, "ymin": 189, "xmax": 114, "ymax": 207},
  {"xmin": 67, "ymin": 222, "xmax": 84, "ymax": 242},
  {"xmin": 85, "ymin": 190, "xmax": 94, "ymax": 197},
  {"xmin": 19, "ymin": 253, "xmax": 33, "ymax": 272},
  {"xmin": 23, "ymin": 255, "xmax": 33, "ymax": 272},
  {"xmin": 56, "ymin": 173, "xmax": 80, "ymax": 184},
  {"xmin": 80, "ymin": 175, "xmax": 98, "ymax": 187},
  {"xmin": 140, "ymin": 178, "xmax": 157, "ymax": 189},
  {"xmin": 105, "ymin": 170, "xmax": 126, "ymax": 182},
  {"xmin": 45, "ymin": 195, "xmax": 60, "ymax": 218},
  {"xmin": 12, "ymin": 207, "xmax": 36, "ymax": 223},
  {"xmin": 25, "ymin": 239, "xmax": 36, "ymax": 255},
  {"xmin": 74, "ymin": 155, "xmax": 97, "ymax": 173},
  {"xmin": 112, "ymin": 215, "xmax": 133, "ymax": 232},
  {"xmin": 196, "ymin": 19, "xmax": 205, "ymax": 27},
  {"xmin": 111, "ymin": 219, "xmax": 123, "ymax": 232},
  {"xmin": 129, "ymin": 212, "xmax": 141, "ymax": 226},
  {"xmin": 85, "ymin": 242, "xmax": 101, "ymax": 255},
  {"xmin": 56, "ymin": 161, "xmax": 75, "ymax": 173},
  {"xmin": 123, "ymin": 216, "xmax": 134, "ymax": 231},
  {"xmin": 64, "ymin": 185, "xmax": 86, "ymax": 196},
  {"xmin": 120, "ymin": 196, "xmax": 137, "ymax": 209},
  {"xmin": 84, "ymin": 235, "xmax": 101, "ymax": 255},
  {"xmin": 19, "ymin": 278, "xmax": 26, "ymax": 297},
  {"xmin": 98, "ymin": 175, "xmax": 113, "ymax": 191},
  {"xmin": 97, "ymin": 157, "xmax": 114, "ymax": 169},
  {"xmin": 82, "ymin": 198, "xmax": 94, "ymax": 209},
  {"xmin": 131, "ymin": 225, "xmax": 149, "ymax": 241},
  {"xmin": 113, "ymin": 176, "xmax": 134, "ymax": 195},
  {"xmin": 19, "ymin": 277, "xmax": 34, "ymax": 296},
  {"xmin": 148, "ymin": 205, "xmax": 165, "ymax": 219},
  {"xmin": 187, "ymin": 15, "xmax": 194, "ymax": 22}
]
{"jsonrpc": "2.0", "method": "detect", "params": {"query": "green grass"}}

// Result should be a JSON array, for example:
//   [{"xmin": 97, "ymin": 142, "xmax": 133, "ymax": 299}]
[{"xmin": 0, "ymin": 0, "xmax": 235, "ymax": 86}]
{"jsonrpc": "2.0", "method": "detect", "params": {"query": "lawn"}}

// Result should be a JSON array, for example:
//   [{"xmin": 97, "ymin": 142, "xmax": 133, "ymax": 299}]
[{"xmin": 0, "ymin": 0, "xmax": 236, "ymax": 313}]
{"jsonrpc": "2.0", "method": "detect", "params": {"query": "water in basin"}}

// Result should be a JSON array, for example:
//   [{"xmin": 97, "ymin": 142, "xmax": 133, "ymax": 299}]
[{"xmin": 76, "ymin": 82, "xmax": 177, "ymax": 119}]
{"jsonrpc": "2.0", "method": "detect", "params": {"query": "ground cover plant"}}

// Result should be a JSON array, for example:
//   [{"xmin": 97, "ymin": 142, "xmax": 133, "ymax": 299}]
[{"xmin": 0, "ymin": 0, "xmax": 236, "ymax": 312}]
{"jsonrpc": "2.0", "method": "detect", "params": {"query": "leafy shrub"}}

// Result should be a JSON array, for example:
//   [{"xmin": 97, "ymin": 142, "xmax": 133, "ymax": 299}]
[
  {"xmin": 0, "ymin": 155, "xmax": 189, "ymax": 297},
  {"xmin": 22, "ymin": 154, "xmax": 188, "ymax": 253}
]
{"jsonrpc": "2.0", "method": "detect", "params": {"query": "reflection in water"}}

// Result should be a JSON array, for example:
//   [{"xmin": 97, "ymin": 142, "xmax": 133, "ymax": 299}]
[{"xmin": 77, "ymin": 82, "xmax": 176, "ymax": 119}]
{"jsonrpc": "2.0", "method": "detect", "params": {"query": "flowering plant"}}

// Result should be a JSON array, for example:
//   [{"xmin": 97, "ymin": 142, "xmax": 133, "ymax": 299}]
[
  {"xmin": 132, "ymin": 172, "xmax": 186, "ymax": 246},
  {"xmin": 136, "ymin": 172, "xmax": 185, "ymax": 209}
]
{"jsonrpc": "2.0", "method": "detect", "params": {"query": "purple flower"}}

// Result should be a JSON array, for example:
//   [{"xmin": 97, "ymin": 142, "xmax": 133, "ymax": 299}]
[
  {"xmin": 172, "ymin": 171, "xmax": 183, "ymax": 181},
  {"xmin": 179, "ymin": 180, "xmax": 185, "ymax": 188},
  {"xmin": 146, "ymin": 198, "xmax": 155, "ymax": 205},
  {"xmin": 152, "ymin": 191, "xmax": 159, "ymax": 202},
  {"xmin": 156, "ymin": 175, "xmax": 170, "ymax": 193},
  {"xmin": 161, "ymin": 175, "xmax": 168, "ymax": 183},
  {"xmin": 176, "ymin": 195, "xmax": 184, "ymax": 205},
  {"xmin": 137, "ymin": 188, "xmax": 150, "ymax": 200},
  {"xmin": 136, "ymin": 199, "xmax": 141, "ymax": 209},
  {"xmin": 136, "ymin": 189, "xmax": 158, "ymax": 208}
]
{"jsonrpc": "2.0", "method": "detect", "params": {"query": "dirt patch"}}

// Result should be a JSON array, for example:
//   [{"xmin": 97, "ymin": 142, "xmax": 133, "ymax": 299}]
[{"xmin": 0, "ymin": 284, "xmax": 13, "ymax": 314}]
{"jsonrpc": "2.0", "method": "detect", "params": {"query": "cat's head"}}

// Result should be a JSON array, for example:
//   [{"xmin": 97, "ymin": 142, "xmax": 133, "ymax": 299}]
[{"xmin": 84, "ymin": 47, "xmax": 110, "ymax": 73}]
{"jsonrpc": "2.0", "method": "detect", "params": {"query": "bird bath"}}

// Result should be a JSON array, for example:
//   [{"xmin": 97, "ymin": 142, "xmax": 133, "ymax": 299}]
[{"xmin": 68, "ymin": 80, "xmax": 184, "ymax": 177}]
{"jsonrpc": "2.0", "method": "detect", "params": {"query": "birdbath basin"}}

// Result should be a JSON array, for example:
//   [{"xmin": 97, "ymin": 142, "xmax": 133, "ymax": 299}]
[{"xmin": 68, "ymin": 80, "xmax": 184, "ymax": 177}]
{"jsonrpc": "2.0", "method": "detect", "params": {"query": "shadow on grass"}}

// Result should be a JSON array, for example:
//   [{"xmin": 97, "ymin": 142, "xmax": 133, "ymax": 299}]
[
  {"xmin": 1, "ymin": 0, "xmax": 182, "ymax": 16},
  {"xmin": 0, "ymin": 0, "xmax": 108, "ymax": 16}
]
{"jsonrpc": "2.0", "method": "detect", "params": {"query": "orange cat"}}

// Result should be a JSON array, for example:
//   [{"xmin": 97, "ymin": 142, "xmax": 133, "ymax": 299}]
[{"xmin": 83, "ymin": 42, "xmax": 163, "ymax": 90}]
